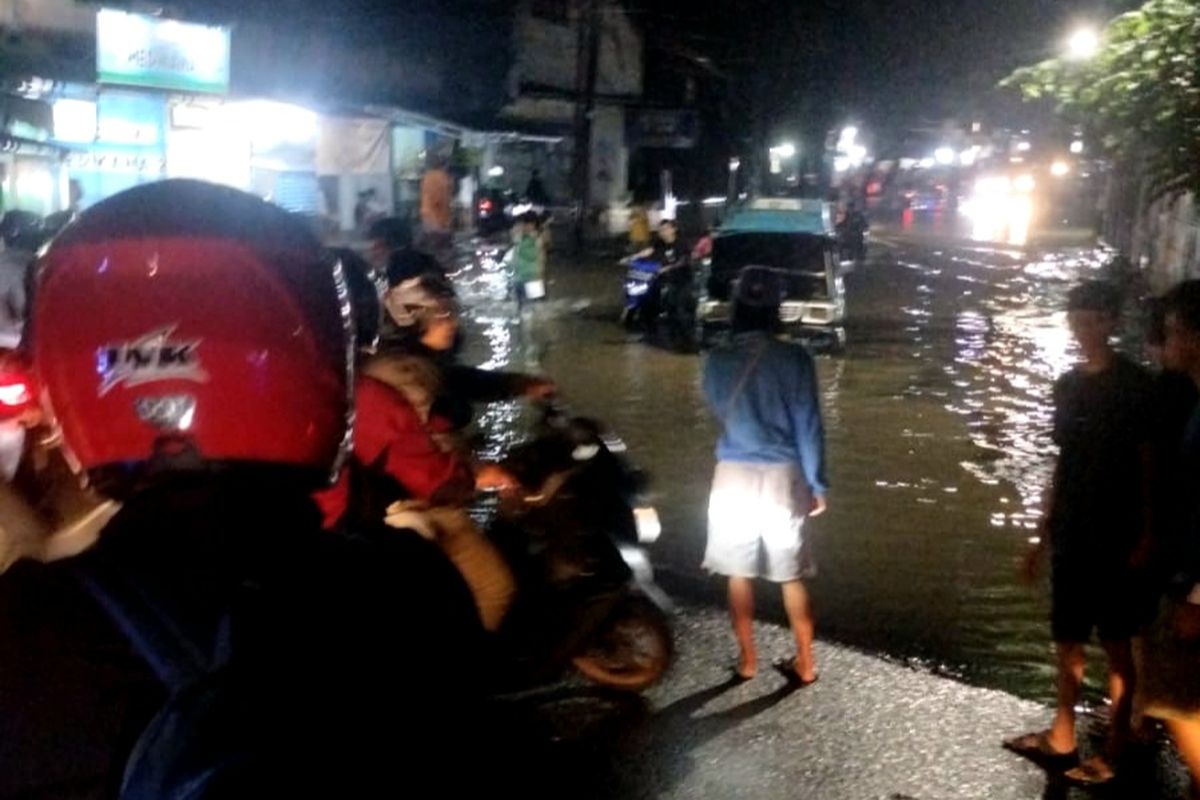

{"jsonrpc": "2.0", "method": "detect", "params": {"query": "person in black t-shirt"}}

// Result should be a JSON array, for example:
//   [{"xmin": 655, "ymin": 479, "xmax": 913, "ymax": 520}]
[
  {"xmin": 629, "ymin": 219, "xmax": 695, "ymax": 346},
  {"xmin": 1144, "ymin": 298, "xmax": 1200, "ymax": 577},
  {"xmin": 1006, "ymin": 281, "xmax": 1154, "ymax": 786},
  {"xmin": 1138, "ymin": 281, "xmax": 1200, "ymax": 799}
]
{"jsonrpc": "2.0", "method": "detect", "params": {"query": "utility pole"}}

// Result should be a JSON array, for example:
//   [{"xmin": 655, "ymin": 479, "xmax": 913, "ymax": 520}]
[{"xmin": 571, "ymin": 0, "xmax": 600, "ymax": 254}]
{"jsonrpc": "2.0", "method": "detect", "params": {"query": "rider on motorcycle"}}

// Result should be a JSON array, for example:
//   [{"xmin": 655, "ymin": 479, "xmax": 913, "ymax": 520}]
[
  {"xmin": 627, "ymin": 218, "xmax": 696, "ymax": 346},
  {"xmin": 378, "ymin": 268, "xmax": 554, "ymax": 429},
  {"xmin": 317, "ymin": 265, "xmax": 522, "ymax": 631},
  {"xmin": 18, "ymin": 179, "xmax": 487, "ymax": 797}
]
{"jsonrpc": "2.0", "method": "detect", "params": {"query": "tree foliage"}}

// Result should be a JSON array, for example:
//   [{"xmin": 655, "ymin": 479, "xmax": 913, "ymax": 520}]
[{"xmin": 1002, "ymin": 0, "xmax": 1200, "ymax": 201}]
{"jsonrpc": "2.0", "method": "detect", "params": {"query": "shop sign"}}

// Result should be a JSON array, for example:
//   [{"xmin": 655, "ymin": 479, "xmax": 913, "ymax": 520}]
[
  {"xmin": 66, "ymin": 150, "xmax": 166, "ymax": 176},
  {"xmin": 97, "ymin": 8, "xmax": 231, "ymax": 94},
  {"xmin": 626, "ymin": 109, "xmax": 699, "ymax": 149}
]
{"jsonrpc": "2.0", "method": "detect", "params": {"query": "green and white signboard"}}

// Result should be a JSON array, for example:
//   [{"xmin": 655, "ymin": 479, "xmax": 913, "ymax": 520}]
[{"xmin": 97, "ymin": 8, "xmax": 231, "ymax": 94}]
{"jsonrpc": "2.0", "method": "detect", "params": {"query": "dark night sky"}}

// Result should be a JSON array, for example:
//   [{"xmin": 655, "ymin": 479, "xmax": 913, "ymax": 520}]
[
  {"xmin": 637, "ymin": 0, "xmax": 1142, "ymax": 143},
  {"xmin": 163, "ymin": 0, "xmax": 1141, "ymax": 137}
]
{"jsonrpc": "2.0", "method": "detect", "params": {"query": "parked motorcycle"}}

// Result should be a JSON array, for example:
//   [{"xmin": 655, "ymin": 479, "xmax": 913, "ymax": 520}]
[{"xmin": 487, "ymin": 403, "xmax": 673, "ymax": 692}]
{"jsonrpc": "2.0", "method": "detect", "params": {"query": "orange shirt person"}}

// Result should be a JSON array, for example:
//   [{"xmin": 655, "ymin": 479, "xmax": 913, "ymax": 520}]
[{"xmin": 420, "ymin": 167, "xmax": 453, "ymax": 233}]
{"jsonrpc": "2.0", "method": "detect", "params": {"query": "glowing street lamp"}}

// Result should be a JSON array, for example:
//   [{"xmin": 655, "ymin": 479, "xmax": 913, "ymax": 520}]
[
  {"xmin": 934, "ymin": 146, "xmax": 956, "ymax": 166},
  {"xmin": 1065, "ymin": 27, "xmax": 1100, "ymax": 61}
]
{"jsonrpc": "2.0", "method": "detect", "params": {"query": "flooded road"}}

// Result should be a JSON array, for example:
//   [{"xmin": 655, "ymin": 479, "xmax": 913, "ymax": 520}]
[{"xmin": 454, "ymin": 232, "xmax": 1129, "ymax": 702}]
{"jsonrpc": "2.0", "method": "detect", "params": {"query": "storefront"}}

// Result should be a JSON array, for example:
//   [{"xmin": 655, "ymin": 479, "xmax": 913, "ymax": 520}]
[
  {"xmin": 317, "ymin": 115, "xmax": 392, "ymax": 232},
  {"xmin": 53, "ymin": 89, "xmax": 168, "ymax": 207},
  {"xmin": 165, "ymin": 98, "xmax": 321, "ymax": 216},
  {"xmin": 1, "ymin": 94, "xmax": 70, "ymax": 216}
]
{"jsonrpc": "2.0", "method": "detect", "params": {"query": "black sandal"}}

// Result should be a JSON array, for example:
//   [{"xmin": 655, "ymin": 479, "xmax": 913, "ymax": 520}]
[
  {"xmin": 730, "ymin": 666, "xmax": 755, "ymax": 683},
  {"xmin": 1002, "ymin": 731, "xmax": 1079, "ymax": 771},
  {"xmin": 1064, "ymin": 756, "xmax": 1115, "ymax": 786},
  {"xmin": 772, "ymin": 659, "xmax": 818, "ymax": 688}
]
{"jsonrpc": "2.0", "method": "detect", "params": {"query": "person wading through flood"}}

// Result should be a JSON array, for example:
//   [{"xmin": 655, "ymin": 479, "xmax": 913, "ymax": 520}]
[
  {"xmin": 1137, "ymin": 280, "xmax": 1200, "ymax": 799},
  {"xmin": 1007, "ymin": 280, "xmax": 1155, "ymax": 787},
  {"xmin": 701, "ymin": 266, "xmax": 828, "ymax": 685}
]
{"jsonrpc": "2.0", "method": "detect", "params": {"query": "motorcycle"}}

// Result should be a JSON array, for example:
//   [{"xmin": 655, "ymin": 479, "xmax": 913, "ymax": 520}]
[
  {"xmin": 620, "ymin": 256, "xmax": 660, "ymax": 331},
  {"xmin": 487, "ymin": 403, "xmax": 673, "ymax": 692},
  {"xmin": 475, "ymin": 188, "xmax": 518, "ymax": 238},
  {"xmin": 619, "ymin": 256, "xmax": 698, "ymax": 351}
]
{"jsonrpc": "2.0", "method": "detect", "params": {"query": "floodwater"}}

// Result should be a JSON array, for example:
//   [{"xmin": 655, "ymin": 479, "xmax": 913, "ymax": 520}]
[{"xmin": 452, "ymin": 231, "xmax": 1133, "ymax": 702}]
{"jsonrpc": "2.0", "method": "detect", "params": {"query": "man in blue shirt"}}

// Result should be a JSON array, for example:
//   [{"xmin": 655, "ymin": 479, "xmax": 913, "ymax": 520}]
[{"xmin": 702, "ymin": 266, "xmax": 828, "ymax": 685}]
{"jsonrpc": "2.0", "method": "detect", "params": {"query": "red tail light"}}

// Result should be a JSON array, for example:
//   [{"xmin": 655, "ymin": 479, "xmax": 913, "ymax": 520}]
[
  {"xmin": 480, "ymin": 199, "xmax": 494, "ymax": 213},
  {"xmin": 0, "ymin": 349, "xmax": 35, "ymax": 420},
  {"xmin": 0, "ymin": 376, "xmax": 31, "ymax": 408}
]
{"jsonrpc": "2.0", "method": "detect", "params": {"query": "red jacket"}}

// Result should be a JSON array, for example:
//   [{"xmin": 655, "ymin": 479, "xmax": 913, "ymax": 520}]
[{"xmin": 314, "ymin": 376, "xmax": 471, "ymax": 528}]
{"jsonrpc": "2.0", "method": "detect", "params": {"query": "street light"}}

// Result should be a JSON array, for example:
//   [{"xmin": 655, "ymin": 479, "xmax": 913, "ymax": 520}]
[
  {"xmin": 934, "ymin": 146, "xmax": 956, "ymax": 166},
  {"xmin": 1065, "ymin": 27, "xmax": 1100, "ymax": 61}
]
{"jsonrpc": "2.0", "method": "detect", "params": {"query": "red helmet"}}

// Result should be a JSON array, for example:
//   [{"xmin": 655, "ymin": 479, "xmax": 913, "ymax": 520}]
[{"xmin": 30, "ymin": 180, "xmax": 351, "ymax": 492}]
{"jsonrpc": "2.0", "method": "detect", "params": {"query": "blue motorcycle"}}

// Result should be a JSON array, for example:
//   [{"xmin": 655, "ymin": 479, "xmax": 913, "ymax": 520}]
[{"xmin": 620, "ymin": 256, "xmax": 661, "ymax": 330}]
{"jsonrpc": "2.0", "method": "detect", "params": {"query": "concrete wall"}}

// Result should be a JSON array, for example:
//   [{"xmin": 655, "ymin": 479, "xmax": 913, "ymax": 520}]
[
  {"xmin": 1135, "ymin": 191, "xmax": 1200, "ymax": 292},
  {"xmin": 511, "ymin": 0, "xmax": 642, "ymax": 99},
  {"xmin": 0, "ymin": 0, "xmax": 94, "ymax": 34},
  {"xmin": 1101, "ymin": 167, "xmax": 1200, "ymax": 293},
  {"xmin": 589, "ymin": 104, "xmax": 625, "ymax": 207}
]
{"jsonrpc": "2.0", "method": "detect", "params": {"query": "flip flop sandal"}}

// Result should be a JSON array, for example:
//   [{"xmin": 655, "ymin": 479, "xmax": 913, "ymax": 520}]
[
  {"xmin": 772, "ymin": 659, "xmax": 818, "ymax": 688},
  {"xmin": 730, "ymin": 666, "xmax": 755, "ymax": 683},
  {"xmin": 1064, "ymin": 757, "xmax": 1115, "ymax": 786},
  {"xmin": 1002, "ymin": 731, "xmax": 1079, "ymax": 771}
]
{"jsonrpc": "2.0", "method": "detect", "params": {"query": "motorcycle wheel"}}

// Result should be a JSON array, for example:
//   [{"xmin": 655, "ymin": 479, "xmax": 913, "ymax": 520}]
[{"xmin": 571, "ymin": 597, "xmax": 673, "ymax": 691}]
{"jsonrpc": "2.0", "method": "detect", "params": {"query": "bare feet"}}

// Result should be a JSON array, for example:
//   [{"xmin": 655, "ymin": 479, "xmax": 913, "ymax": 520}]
[
  {"xmin": 790, "ymin": 655, "xmax": 817, "ymax": 684},
  {"xmin": 736, "ymin": 652, "xmax": 757, "ymax": 681},
  {"xmin": 1044, "ymin": 725, "xmax": 1076, "ymax": 757}
]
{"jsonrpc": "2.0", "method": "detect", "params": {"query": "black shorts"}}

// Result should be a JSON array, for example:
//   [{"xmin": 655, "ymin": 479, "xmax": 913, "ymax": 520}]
[{"xmin": 1050, "ymin": 558, "xmax": 1152, "ymax": 643}]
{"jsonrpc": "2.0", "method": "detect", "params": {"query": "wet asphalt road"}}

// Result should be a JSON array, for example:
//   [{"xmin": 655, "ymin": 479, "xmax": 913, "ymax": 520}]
[
  {"xmin": 501, "ymin": 602, "xmax": 1189, "ymax": 800},
  {"xmin": 454, "ymin": 229, "xmax": 1143, "ymax": 703},
  {"xmin": 453, "ymin": 230, "xmax": 1189, "ymax": 798}
]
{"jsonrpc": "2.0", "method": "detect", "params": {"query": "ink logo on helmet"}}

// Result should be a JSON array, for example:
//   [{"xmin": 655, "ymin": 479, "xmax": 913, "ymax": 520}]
[{"xmin": 97, "ymin": 326, "xmax": 208, "ymax": 397}]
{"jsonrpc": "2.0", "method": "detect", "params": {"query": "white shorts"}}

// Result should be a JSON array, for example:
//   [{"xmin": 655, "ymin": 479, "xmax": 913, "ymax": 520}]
[{"xmin": 703, "ymin": 461, "xmax": 810, "ymax": 583}]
